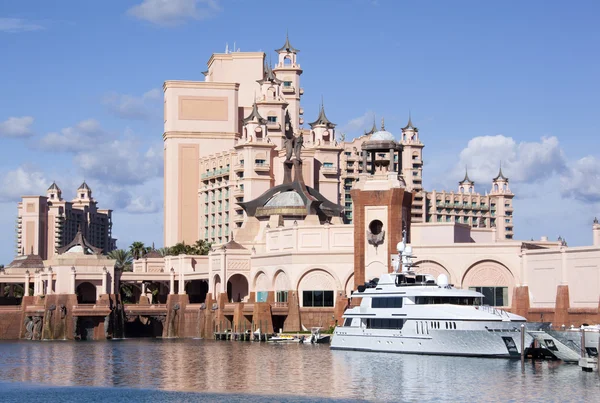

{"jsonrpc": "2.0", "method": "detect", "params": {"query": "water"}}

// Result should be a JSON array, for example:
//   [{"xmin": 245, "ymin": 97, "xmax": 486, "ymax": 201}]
[{"xmin": 0, "ymin": 339, "xmax": 598, "ymax": 402}]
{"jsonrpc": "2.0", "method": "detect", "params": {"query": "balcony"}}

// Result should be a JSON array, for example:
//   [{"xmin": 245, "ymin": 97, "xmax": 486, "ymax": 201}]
[
  {"xmin": 322, "ymin": 165, "xmax": 338, "ymax": 175},
  {"xmin": 266, "ymin": 121, "xmax": 281, "ymax": 130},
  {"xmin": 233, "ymin": 186, "xmax": 244, "ymax": 197},
  {"xmin": 233, "ymin": 213, "xmax": 244, "ymax": 222},
  {"xmin": 282, "ymin": 85, "xmax": 295, "ymax": 94},
  {"xmin": 234, "ymin": 163, "xmax": 244, "ymax": 172},
  {"xmin": 254, "ymin": 162, "xmax": 270, "ymax": 172}
]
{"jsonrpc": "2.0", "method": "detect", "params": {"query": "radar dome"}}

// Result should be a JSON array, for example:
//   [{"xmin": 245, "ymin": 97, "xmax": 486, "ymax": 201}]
[
  {"xmin": 405, "ymin": 245, "xmax": 413, "ymax": 255},
  {"xmin": 437, "ymin": 274, "xmax": 449, "ymax": 287},
  {"xmin": 396, "ymin": 241, "xmax": 405, "ymax": 253}
]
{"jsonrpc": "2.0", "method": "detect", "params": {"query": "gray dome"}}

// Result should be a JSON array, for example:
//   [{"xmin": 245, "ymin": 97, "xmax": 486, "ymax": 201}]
[
  {"xmin": 265, "ymin": 191, "xmax": 304, "ymax": 207},
  {"xmin": 370, "ymin": 130, "xmax": 395, "ymax": 142}
]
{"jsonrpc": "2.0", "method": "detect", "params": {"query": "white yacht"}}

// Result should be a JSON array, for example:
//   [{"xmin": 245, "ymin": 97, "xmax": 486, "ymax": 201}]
[{"xmin": 331, "ymin": 234, "xmax": 539, "ymax": 358}]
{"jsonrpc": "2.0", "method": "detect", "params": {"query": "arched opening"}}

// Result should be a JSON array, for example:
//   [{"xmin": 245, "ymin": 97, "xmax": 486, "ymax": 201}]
[
  {"xmin": 227, "ymin": 274, "xmax": 249, "ymax": 302},
  {"xmin": 413, "ymin": 260, "xmax": 451, "ymax": 282},
  {"xmin": 273, "ymin": 270, "xmax": 290, "ymax": 303},
  {"xmin": 76, "ymin": 282, "xmax": 97, "ymax": 304},
  {"xmin": 186, "ymin": 280, "xmax": 209, "ymax": 303},
  {"xmin": 254, "ymin": 272, "xmax": 270, "ymax": 302},
  {"xmin": 369, "ymin": 219, "xmax": 383, "ymax": 235},
  {"xmin": 268, "ymin": 87, "xmax": 276, "ymax": 99},
  {"xmin": 344, "ymin": 274, "xmax": 354, "ymax": 298},
  {"xmin": 284, "ymin": 56, "xmax": 292, "ymax": 66},
  {"xmin": 213, "ymin": 274, "xmax": 221, "ymax": 296},
  {"xmin": 461, "ymin": 260, "xmax": 515, "ymax": 307},
  {"xmin": 120, "ymin": 282, "xmax": 142, "ymax": 304},
  {"xmin": 297, "ymin": 269, "xmax": 336, "ymax": 308},
  {"xmin": 494, "ymin": 184, "xmax": 499, "ymax": 192}
]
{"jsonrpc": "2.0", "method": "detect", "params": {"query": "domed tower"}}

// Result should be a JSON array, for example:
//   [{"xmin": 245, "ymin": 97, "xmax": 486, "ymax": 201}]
[
  {"xmin": 309, "ymin": 100, "xmax": 341, "ymax": 203},
  {"xmin": 351, "ymin": 119, "xmax": 413, "ymax": 288},
  {"xmin": 273, "ymin": 33, "xmax": 303, "ymax": 130},
  {"xmin": 256, "ymin": 60, "xmax": 288, "ymax": 148},
  {"xmin": 47, "ymin": 181, "xmax": 62, "ymax": 201}
]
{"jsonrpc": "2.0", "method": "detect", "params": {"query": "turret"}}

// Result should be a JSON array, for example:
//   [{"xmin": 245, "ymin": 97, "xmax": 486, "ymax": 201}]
[
  {"xmin": 75, "ymin": 181, "xmax": 93, "ymax": 201},
  {"xmin": 458, "ymin": 168, "xmax": 475, "ymax": 194},
  {"xmin": 47, "ymin": 181, "xmax": 62, "ymax": 201},
  {"xmin": 308, "ymin": 100, "xmax": 336, "ymax": 145},
  {"xmin": 273, "ymin": 33, "xmax": 303, "ymax": 130}
]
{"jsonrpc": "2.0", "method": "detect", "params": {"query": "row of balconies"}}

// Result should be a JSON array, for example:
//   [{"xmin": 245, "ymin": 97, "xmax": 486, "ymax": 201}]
[
  {"xmin": 201, "ymin": 166, "xmax": 231, "ymax": 180},
  {"xmin": 435, "ymin": 202, "xmax": 490, "ymax": 210}
]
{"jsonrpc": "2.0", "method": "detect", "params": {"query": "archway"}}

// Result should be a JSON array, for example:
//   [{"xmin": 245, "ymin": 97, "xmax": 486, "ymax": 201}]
[
  {"xmin": 273, "ymin": 270, "xmax": 290, "ymax": 303},
  {"xmin": 254, "ymin": 272, "xmax": 270, "ymax": 302},
  {"xmin": 413, "ymin": 260, "xmax": 452, "ymax": 283},
  {"xmin": 213, "ymin": 274, "xmax": 221, "ymax": 296},
  {"xmin": 76, "ymin": 282, "xmax": 97, "ymax": 304},
  {"xmin": 227, "ymin": 274, "xmax": 248, "ymax": 302},
  {"xmin": 344, "ymin": 274, "xmax": 354, "ymax": 298},
  {"xmin": 461, "ymin": 260, "xmax": 515, "ymax": 307},
  {"xmin": 297, "ymin": 269, "xmax": 336, "ymax": 308},
  {"xmin": 186, "ymin": 280, "xmax": 209, "ymax": 303}
]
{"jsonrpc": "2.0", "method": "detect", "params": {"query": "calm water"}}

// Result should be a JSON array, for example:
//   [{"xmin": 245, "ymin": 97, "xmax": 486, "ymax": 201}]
[{"xmin": 0, "ymin": 339, "xmax": 598, "ymax": 402}]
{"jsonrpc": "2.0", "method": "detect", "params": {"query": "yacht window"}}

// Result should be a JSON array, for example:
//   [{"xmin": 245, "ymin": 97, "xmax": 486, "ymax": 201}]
[
  {"xmin": 415, "ymin": 296, "xmax": 479, "ymax": 305},
  {"xmin": 372, "ymin": 297, "xmax": 403, "ymax": 308},
  {"xmin": 453, "ymin": 322, "xmax": 457, "ymax": 329},
  {"xmin": 343, "ymin": 318, "xmax": 353, "ymax": 327},
  {"xmin": 445, "ymin": 322, "xmax": 448, "ymax": 329},
  {"xmin": 367, "ymin": 319, "xmax": 405, "ymax": 330}
]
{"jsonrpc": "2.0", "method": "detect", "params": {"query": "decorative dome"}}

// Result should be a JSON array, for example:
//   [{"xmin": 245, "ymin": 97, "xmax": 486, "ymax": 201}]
[
  {"xmin": 265, "ymin": 191, "xmax": 304, "ymax": 208},
  {"xmin": 370, "ymin": 130, "xmax": 395, "ymax": 142}
]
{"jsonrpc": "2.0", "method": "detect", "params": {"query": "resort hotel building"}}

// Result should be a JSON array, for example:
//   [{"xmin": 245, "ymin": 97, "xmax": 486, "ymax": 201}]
[{"xmin": 1, "ymin": 35, "xmax": 598, "ymax": 341}]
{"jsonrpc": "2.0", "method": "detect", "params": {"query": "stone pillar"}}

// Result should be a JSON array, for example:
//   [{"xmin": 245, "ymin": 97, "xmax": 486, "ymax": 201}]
[
  {"xmin": 70, "ymin": 267, "xmax": 76, "ymax": 294},
  {"xmin": 47, "ymin": 268, "xmax": 53, "ymax": 295},
  {"xmin": 33, "ymin": 273, "xmax": 38, "ymax": 296},
  {"xmin": 24, "ymin": 271, "xmax": 30, "ymax": 297},
  {"xmin": 169, "ymin": 269, "xmax": 175, "ymax": 295},
  {"xmin": 141, "ymin": 282, "xmax": 146, "ymax": 296},
  {"xmin": 101, "ymin": 267, "xmax": 108, "ymax": 294},
  {"xmin": 389, "ymin": 148, "xmax": 394, "ymax": 172},
  {"xmin": 560, "ymin": 246, "xmax": 568, "ymax": 285},
  {"xmin": 8, "ymin": 284, "xmax": 14, "ymax": 297},
  {"xmin": 178, "ymin": 271, "xmax": 185, "ymax": 295}
]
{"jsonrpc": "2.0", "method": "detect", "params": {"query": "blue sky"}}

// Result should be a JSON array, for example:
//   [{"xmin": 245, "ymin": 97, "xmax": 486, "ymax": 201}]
[{"xmin": 1, "ymin": 0, "xmax": 599, "ymax": 264}]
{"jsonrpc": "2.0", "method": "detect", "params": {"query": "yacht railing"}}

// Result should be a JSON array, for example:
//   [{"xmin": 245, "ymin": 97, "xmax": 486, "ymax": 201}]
[{"xmin": 476, "ymin": 305, "xmax": 511, "ymax": 318}]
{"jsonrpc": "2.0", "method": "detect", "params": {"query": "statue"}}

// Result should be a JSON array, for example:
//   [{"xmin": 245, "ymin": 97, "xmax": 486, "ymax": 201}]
[
  {"xmin": 293, "ymin": 133, "xmax": 304, "ymax": 160},
  {"xmin": 284, "ymin": 135, "xmax": 294, "ymax": 161}
]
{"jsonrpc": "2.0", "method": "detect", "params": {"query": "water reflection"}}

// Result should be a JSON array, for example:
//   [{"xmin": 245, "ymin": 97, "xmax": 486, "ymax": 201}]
[{"xmin": 0, "ymin": 340, "xmax": 598, "ymax": 402}]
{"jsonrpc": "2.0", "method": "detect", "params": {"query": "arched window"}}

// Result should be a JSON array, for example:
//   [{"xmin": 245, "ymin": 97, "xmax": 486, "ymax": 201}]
[{"xmin": 284, "ymin": 56, "xmax": 292, "ymax": 66}]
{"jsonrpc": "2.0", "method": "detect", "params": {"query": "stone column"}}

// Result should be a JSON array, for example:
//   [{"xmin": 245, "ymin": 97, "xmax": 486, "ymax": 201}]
[
  {"xmin": 389, "ymin": 148, "xmax": 395, "ymax": 172},
  {"xmin": 560, "ymin": 246, "xmax": 568, "ymax": 285},
  {"xmin": 70, "ymin": 267, "xmax": 76, "ymax": 294},
  {"xmin": 47, "ymin": 268, "xmax": 53, "ymax": 295},
  {"xmin": 101, "ymin": 267, "xmax": 108, "ymax": 294},
  {"xmin": 169, "ymin": 269, "xmax": 175, "ymax": 295},
  {"xmin": 178, "ymin": 271, "xmax": 185, "ymax": 295},
  {"xmin": 24, "ymin": 271, "xmax": 30, "ymax": 297},
  {"xmin": 8, "ymin": 284, "xmax": 14, "ymax": 297},
  {"xmin": 141, "ymin": 282, "xmax": 146, "ymax": 295}
]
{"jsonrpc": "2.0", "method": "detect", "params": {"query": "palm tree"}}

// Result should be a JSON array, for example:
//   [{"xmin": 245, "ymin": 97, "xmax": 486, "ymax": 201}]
[
  {"xmin": 169, "ymin": 242, "xmax": 191, "ymax": 256},
  {"xmin": 192, "ymin": 240, "xmax": 211, "ymax": 255},
  {"xmin": 129, "ymin": 242, "xmax": 146, "ymax": 260},
  {"xmin": 108, "ymin": 249, "xmax": 133, "ymax": 272},
  {"xmin": 158, "ymin": 247, "xmax": 170, "ymax": 257}
]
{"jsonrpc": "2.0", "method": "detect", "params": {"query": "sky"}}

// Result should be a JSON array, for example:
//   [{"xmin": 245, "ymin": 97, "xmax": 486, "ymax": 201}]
[{"xmin": 0, "ymin": 0, "xmax": 599, "ymax": 264}]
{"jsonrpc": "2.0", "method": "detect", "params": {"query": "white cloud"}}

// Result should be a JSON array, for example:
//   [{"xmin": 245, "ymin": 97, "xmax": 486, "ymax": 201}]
[
  {"xmin": 103, "ymin": 88, "xmax": 161, "ymax": 120},
  {"xmin": 0, "ymin": 165, "xmax": 48, "ymax": 202},
  {"xmin": 0, "ymin": 18, "xmax": 43, "ymax": 33},
  {"xmin": 38, "ymin": 119, "xmax": 106, "ymax": 152},
  {"xmin": 127, "ymin": 0, "xmax": 221, "ymax": 26},
  {"xmin": 74, "ymin": 139, "xmax": 163, "ymax": 186},
  {"xmin": 560, "ymin": 156, "xmax": 600, "ymax": 203},
  {"xmin": 453, "ymin": 135, "xmax": 566, "ymax": 186},
  {"xmin": 0, "ymin": 116, "xmax": 34, "ymax": 137},
  {"xmin": 339, "ymin": 111, "xmax": 376, "ymax": 138}
]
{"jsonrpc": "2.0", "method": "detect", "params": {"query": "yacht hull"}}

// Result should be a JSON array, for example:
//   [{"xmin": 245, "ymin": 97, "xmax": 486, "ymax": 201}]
[{"xmin": 331, "ymin": 326, "xmax": 533, "ymax": 358}]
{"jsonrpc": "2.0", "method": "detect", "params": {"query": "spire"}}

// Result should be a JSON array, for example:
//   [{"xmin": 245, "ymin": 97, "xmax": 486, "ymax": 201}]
[
  {"xmin": 493, "ymin": 162, "xmax": 508, "ymax": 181},
  {"xmin": 594, "ymin": 217, "xmax": 599, "ymax": 224},
  {"xmin": 242, "ymin": 102, "xmax": 267, "ymax": 125},
  {"xmin": 275, "ymin": 31, "xmax": 299, "ymax": 53},
  {"xmin": 78, "ymin": 181, "xmax": 91, "ymax": 191},
  {"xmin": 365, "ymin": 116, "xmax": 377, "ymax": 135},
  {"xmin": 257, "ymin": 59, "xmax": 281, "ymax": 84},
  {"xmin": 459, "ymin": 167, "xmax": 473, "ymax": 184},
  {"xmin": 309, "ymin": 98, "xmax": 336, "ymax": 129},
  {"xmin": 47, "ymin": 181, "xmax": 60, "ymax": 192},
  {"xmin": 402, "ymin": 111, "xmax": 416, "ymax": 130},
  {"xmin": 381, "ymin": 117, "xmax": 385, "ymax": 131}
]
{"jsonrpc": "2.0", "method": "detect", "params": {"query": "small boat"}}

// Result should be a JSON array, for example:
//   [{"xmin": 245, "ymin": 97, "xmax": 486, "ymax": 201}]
[
  {"xmin": 310, "ymin": 327, "xmax": 331, "ymax": 344},
  {"xmin": 268, "ymin": 334, "xmax": 302, "ymax": 343}
]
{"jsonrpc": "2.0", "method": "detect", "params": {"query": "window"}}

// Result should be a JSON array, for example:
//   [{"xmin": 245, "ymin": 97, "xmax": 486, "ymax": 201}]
[
  {"xmin": 302, "ymin": 290, "xmax": 334, "ymax": 307},
  {"xmin": 267, "ymin": 116, "xmax": 277, "ymax": 123},
  {"xmin": 256, "ymin": 291, "xmax": 268, "ymax": 302},
  {"xmin": 372, "ymin": 297, "xmax": 403, "ymax": 308},
  {"xmin": 255, "ymin": 159, "xmax": 266, "ymax": 166},
  {"xmin": 415, "ymin": 296, "xmax": 480, "ymax": 305},
  {"xmin": 276, "ymin": 291, "xmax": 288, "ymax": 303},
  {"xmin": 283, "ymin": 81, "xmax": 292, "ymax": 87},
  {"xmin": 469, "ymin": 286, "xmax": 508, "ymax": 306},
  {"xmin": 343, "ymin": 318, "xmax": 355, "ymax": 327},
  {"xmin": 367, "ymin": 318, "xmax": 405, "ymax": 330}
]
